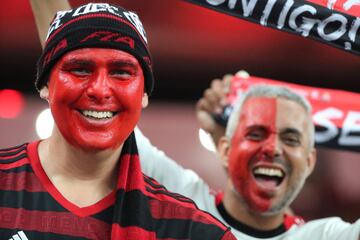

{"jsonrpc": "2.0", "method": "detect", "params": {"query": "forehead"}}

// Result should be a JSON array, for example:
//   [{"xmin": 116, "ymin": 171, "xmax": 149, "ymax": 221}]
[
  {"xmin": 239, "ymin": 97, "xmax": 309, "ymax": 131},
  {"xmin": 60, "ymin": 48, "xmax": 139, "ymax": 64}
]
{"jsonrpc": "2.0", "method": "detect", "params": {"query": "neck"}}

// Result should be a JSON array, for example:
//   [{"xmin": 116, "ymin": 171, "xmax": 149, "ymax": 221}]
[
  {"xmin": 222, "ymin": 180, "xmax": 284, "ymax": 231},
  {"xmin": 38, "ymin": 127, "xmax": 123, "ymax": 206}
]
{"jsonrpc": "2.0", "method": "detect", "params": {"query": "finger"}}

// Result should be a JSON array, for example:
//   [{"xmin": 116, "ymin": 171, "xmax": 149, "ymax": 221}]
[
  {"xmin": 210, "ymin": 79, "xmax": 223, "ymax": 93},
  {"xmin": 222, "ymin": 74, "xmax": 233, "ymax": 94},
  {"xmin": 203, "ymin": 89, "xmax": 223, "ymax": 114},
  {"xmin": 196, "ymin": 110, "xmax": 216, "ymax": 132},
  {"xmin": 196, "ymin": 98, "xmax": 215, "ymax": 113},
  {"xmin": 235, "ymin": 70, "xmax": 250, "ymax": 78}
]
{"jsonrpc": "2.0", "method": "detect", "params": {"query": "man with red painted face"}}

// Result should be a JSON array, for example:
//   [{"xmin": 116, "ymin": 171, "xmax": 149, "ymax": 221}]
[
  {"xmin": 135, "ymin": 82, "xmax": 360, "ymax": 239},
  {"xmin": 0, "ymin": 3, "xmax": 237, "ymax": 240}
]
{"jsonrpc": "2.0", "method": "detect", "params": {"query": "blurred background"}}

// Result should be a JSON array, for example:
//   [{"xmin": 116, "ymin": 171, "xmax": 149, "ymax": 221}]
[{"xmin": 0, "ymin": 0, "xmax": 359, "ymax": 222}]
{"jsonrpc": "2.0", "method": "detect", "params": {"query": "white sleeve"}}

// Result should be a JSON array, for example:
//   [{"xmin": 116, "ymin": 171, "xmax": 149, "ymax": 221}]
[
  {"xmin": 290, "ymin": 217, "xmax": 360, "ymax": 240},
  {"xmin": 134, "ymin": 127, "xmax": 215, "ymax": 210}
]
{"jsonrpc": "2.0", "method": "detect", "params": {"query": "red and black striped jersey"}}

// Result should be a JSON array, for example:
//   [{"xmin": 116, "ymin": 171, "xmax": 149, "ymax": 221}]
[{"xmin": 0, "ymin": 135, "xmax": 235, "ymax": 240}]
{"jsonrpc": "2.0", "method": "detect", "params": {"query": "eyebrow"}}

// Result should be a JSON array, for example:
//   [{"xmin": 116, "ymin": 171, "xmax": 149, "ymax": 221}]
[
  {"xmin": 108, "ymin": 60, "xmax": 138, "ymax": 69},
  {"xmin": 246, "ymin": 125, "xmax": 267, "ymax": 131},
  {"xmin": 62, "ymin": 59, "xmax": 95, "ymax": 68},
  {"xmin": 281, "ymin": 128, "xmax": 302, "ymax": 136},
  {"xmin": 246, "ymin": 126, "xmax": 302, "ymax": 135}
]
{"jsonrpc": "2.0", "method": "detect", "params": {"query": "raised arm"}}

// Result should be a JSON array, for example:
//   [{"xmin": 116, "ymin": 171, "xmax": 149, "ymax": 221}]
[
  {"xmin": 196, "ymin": 74, "xmax": 232, "ymax": 147},
  {"xmin": 29, "ymin": 0, "xmax": 71, "ymax": 47},
  {"xmin": 134, "ymin": 127, "xmax": 214, "ymax": 210}
]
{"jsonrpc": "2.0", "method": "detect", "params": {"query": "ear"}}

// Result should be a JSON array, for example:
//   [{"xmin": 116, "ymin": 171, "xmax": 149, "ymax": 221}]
[
  {"xmin": 306, "ymin": 148, "xmax": 317, "ymax": 177},
  {"xmin": 39, "ymin": 86, "xmax": 49, "ymax": 101},
  {"xmin": 142, "ymin": 93, "xmax": 149, "ymax": 108},
  {"xmin": 217, "ymin": 136, "xmax": 231, "ymax": 170}
]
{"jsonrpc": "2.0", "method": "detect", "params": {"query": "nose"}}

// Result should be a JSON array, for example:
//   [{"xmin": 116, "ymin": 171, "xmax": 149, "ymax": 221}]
[
  {"xmin": 86, "ymin": 70, "xmax": 112, "ymax": 102},
  {"xmin": 263, "ymin": 133, "xmax": 283, "ymax": 159}
]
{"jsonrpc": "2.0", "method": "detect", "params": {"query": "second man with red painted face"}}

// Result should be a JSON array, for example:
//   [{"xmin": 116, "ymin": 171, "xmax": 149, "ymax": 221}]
[
  {"xmin": 218, "ymin": 86, "xmax": 316, "ymax": 231},
  {"xmin": 137, "ymin": 83, "xmax": 360, "ymax": 239}
]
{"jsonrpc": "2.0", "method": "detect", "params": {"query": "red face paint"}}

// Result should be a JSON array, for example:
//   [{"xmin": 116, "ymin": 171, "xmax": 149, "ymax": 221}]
[
  {"xmin": 228, "ymin": 97, "xmax": 312, "ymax": 214},
  {"xmin": 47, "ymin": 48, "xmax": 144, "ymax": 151}
]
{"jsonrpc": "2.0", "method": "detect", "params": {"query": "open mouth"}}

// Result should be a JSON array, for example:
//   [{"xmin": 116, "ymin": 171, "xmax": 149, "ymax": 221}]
[
  {"xmin": 253, "ymin": 167, "xmax": 285, "ymax": 188},
  {"xmin": 79, "ymin": 110, "xmax": 117, "ymax": 120}
]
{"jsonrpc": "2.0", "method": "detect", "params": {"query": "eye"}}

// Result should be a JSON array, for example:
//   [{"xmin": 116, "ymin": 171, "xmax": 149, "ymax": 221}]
[
  {"xmin": 245, "ymin": 129, "xmax": 266, "ymax": 141},
  {"xmin": 282, "ymin": 134, "xmax": 301, "ymax": 146},
  {"xmin": 109, "ymin": 69, "xmax": 132, "ymax": 79},
  {"xmin": 69, "ymin": 68, "xmax": 92, "ymax": 76}
]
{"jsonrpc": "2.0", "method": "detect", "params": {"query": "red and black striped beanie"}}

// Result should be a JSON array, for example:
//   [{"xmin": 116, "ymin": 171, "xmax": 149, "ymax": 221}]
[{"xmin": 36, "ymin": 3, "xmax": 154, "ymax": 95}]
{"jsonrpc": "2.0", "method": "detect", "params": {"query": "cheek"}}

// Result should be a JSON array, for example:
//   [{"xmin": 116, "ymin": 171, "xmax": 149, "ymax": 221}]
[
  {"xmin": 285, "ymin": 149, "xmax": 308, "ymax": 177},
  {"xmin": 114, "ymin": 79, "xmax": 144, "ymax": 108},
  {"xmin": 227, "ymin": 138, "xmax": 267, "ymax": 191},
  {"xmin": 47, "ymin": 71, "xmax": 84, "ymax": 104},
  {"xmin": 228, "ymin": 141, "xmax": 258, "ymax": 183}
]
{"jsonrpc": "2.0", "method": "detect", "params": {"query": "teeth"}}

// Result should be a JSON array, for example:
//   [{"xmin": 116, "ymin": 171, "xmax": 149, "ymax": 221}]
[
  {"xmin": 254, "ymin": 167, "xmax": 283, "ymax": 177},
  {"xmin": 81, "ymin": 110, "xmax": 113, "ymax": 119}
]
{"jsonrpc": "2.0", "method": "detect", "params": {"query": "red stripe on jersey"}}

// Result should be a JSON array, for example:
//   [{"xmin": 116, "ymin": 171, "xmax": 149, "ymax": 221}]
[
  {"xmin": 0, "ymin": 149, "xmax": 26, "ymax": 160},
  {"xmin": 222, "ymin": 230, "xmax": 237, "ymax": 240},
  {"xmin": 143, "ymin": 175, "xmax": 167, "ymax": 191},
  {"xmin": 148, "ymin": 199, "xmax": 228, "ymax": 231},
  {"xmin": 1, "ymin": 148, "xmax": 26, "ymax": 160},
  {"xmin": 0, "ymin": 207, "xmax": 111, "ymax": 239},
  {"xmin": 143, "ymin": 186, "xmax": 196, "ymax": 209},
  {"xmin": 143, "ymin": 176, "xmax": 197, "ymax": 207},
  {"xmin": 0, "ymin": 144, "xmax": 26, "ymax": 153},
  {"xmin": 0, "ymin": 171, "xmax": 45, "ymax": 192},
  {"xmin": 143, "ymin": 176, "xmax": 193, "ymax": 203},
  {"xmin": 111, "ymin": 224, "xmax": 157, "ymax": 239},
  {"xmin": 0, "ymin": 158, "xmax": 29, "ymax": 170}
]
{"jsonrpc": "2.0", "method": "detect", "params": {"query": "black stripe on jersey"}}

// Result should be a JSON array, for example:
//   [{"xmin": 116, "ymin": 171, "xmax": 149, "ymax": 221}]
[
  {"xmin": 145, "ymin": 186, "xmax": 194, "ymax": 204},
  {"xmin": 0, "ymin": 163, "xmax": 33, "ymax": 173},
  {"xmin": 143, "ymin": 175, "xmax": 167, "ymax": 191},
  {"xmin": 0, "ymin": 153, "xmax": 27, "ymax": 164},
  {"xmin": 92, "ymin": 205, "xmax": 114, "ymax": 223},
  {"xmin": 0, "ymin": 144, "xmax": 27, "ymax": 157},
  {"xmin": 0, "ymin": 143, "xmax": 27, "ymax": 153},
  {"xmin": 113, "ymin": 189, "xmax": 153, "ymax": 230},
  {"xmin": 0, "ymin": 190, "xmax": 66, "ymax": 212},
  {"xmin": 113, "ymin": 189, "xmax": 226, "ymax": 239},
  {"xmin": 144, "ymin": 176, "xmax": 194, "ymax": 203},
  {"xmin": 153, "ymin": 218, "xmax": 227, "ymax": 239}
]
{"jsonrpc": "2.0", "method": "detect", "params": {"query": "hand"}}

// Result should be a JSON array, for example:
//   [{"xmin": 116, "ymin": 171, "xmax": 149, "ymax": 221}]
[
  {"xmin": 196, "ymin": 74, "xmax": 232, "ymax": 147},
  {"xmin": 30, "ymin": 0, "xmax": 71, "ymax": 48}
]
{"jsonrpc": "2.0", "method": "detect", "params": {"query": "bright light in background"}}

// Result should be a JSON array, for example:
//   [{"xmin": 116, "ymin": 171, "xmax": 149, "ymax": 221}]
[
  {"xmin": 198, "ymin": 129, "xmax": 216, "ymax": 152},
  {"xmin": 36, "ymin": 108, "xmax": 54, "ymax": 139},
  {"xmin": 0, "ymin": 89, "xmax": 25, "ymax": 119}
]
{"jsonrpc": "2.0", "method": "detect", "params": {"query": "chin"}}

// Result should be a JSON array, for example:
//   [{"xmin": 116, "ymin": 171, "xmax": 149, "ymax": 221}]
[
  {"xmin": 258, "ymin": 206, "xmax": 284, "ymax": 216},
  {"xmin": 244, "ymin": 196, "xmax": 286, "ymax": 217},
  {"xmin": 261, "ymin": 198, "xmax": 292, "ymax": 216},
  {"xmin": 71, "ymin": 139, "xmax": 122, "ymax": 152}
]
